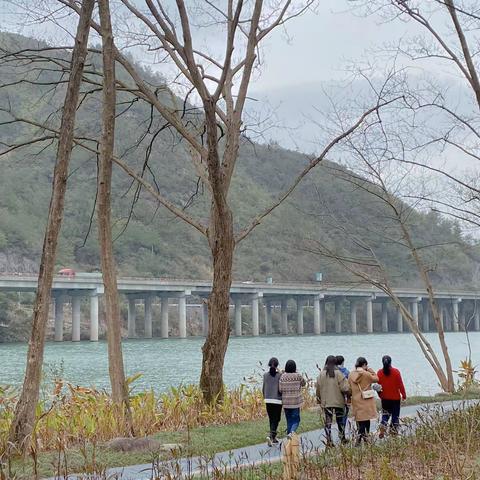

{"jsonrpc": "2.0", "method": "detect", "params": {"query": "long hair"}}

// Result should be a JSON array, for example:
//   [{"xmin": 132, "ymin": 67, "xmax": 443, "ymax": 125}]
[
  {"xmin": 285, "ymin": 359, "xmax": 297, "ymax": 373},
  {"xmin": 268, "ymin": 357, "xmax": 279, "ymax": 377},
  {"xmin": 355, "ymin": 357, "xmax": 368, "ymax": 369},
  {"xmin": 382, "ymin": 355, "xmax": 392, "ymax": 376},
  {"xmin": 325, "ymin": 355, "xmax": 337, "ymax": 378}
]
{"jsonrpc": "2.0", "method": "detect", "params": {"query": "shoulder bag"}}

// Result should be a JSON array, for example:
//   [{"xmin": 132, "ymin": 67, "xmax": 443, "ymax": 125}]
[{"xmin": 357, "ymin": 381, "xmax": 375, "ymax": 400}]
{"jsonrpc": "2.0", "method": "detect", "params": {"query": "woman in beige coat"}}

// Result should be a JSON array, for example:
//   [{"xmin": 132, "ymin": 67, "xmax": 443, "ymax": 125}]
[{"xmin": 348, "ymin": 357, "xmax": 379, "ymax": 444}]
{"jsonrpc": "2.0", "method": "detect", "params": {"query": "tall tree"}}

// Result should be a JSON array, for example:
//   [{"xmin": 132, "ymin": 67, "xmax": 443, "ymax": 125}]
[
  {"xmin": 58, "ymin": 0, "xmax": 396, "ymax": 402},
  {"xmin": 97, "ymin": 0, "xmax": 134, "ymax": 431},
  {"xmin": 8, "ymin": 0, "xmax": 95, "ymax": 452},
  {"xmin": 1, "ymin": 0, "xmax": 397, "ymax": 404}
]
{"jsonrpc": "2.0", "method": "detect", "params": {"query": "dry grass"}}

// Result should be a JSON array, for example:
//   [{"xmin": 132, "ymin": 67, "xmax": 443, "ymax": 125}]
[
  {"xmin": 0, "ymin": 377, "xmax": 317, "ymax": 456},
  {"xmin": 219, "ymin": 402, "xmax": 480, "ymax": 480}
]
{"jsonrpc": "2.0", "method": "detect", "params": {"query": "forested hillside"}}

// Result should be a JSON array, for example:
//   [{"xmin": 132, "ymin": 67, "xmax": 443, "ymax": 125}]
[{"xmin": 0, "ymin": 32, "xmax": 479, "ymax": 290}]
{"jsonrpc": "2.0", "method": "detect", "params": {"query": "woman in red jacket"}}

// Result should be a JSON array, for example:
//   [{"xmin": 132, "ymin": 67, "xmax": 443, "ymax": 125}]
[{"xmin": 377, "ymin": 355, "xmax": 406, "ymax": 437}]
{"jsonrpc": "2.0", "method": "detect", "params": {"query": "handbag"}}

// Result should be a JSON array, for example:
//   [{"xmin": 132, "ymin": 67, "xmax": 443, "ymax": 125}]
[{"xmin": 357, "ymin": 382, "xmax": 375, "ymax": 399}]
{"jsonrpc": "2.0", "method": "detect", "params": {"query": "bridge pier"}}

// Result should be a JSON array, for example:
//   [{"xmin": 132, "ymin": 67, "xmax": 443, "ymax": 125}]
[
  {"xmin": 313, "ymin": 295, "xmax": 321, "ymax": 335},
  {"xmin": 459, "ymin": 302, "xmax": 465, "ymax": 330},
  {"xmin": 54, "ymin": 296, "xmax": 64, "ymax": 342},
  {"xmin": 366, "ymin": 298, "xmax": 373, "ymax": 333},
  {"xmin": 127, "ymin": 297, "xmax": 137, "ymax": 338},
  {"xmin": 234, "ymin": 297, "xmax": 242, "ymax": 336},
  {"xmin": 335, "ymin": 299, "xmax": 342, "ymax": 334},
  {"xmin": 350, "ymin": 300, "xmax": 357, "ymax": 334},
  {"xmin": 144, "ymin": 295, "xmax": 153, "ymax": 339},
  {"xmin": 178, "ymin": 294, "xmax": 187, "ymax": 338},
  {"xmin": 90, "ymin": 294, "xmax": 99, "ymax": 341},
  {"xmin": 439, "ymin": 304, "xmax": 445, "ymax": 330},
  {"xmin": 296, "ymin": 298, "xmax": 304, "ymax": 335},
  {"xmin": 397, "ymin": 306, "xmax": 403, "ymax": 333},
  {"xmin": 72, "ymin": 296, "xmax": 81, "ymax": 342},
  {"xmin": 381, "ymin": 302, "xmax": 388, "ymax": 333},
  {"xmin": 320, "ymin": 298, "xmax": 327, "ymax": 333},
  {"xmin": 452, "ymin": 299, "xmax": 460, "ymax": 332},
  {"xmin": 410, "ymin": 298, "xmax": 419, "ymax": 328},
  {"xmin": 265, "ymin": 300, "xmax": 273, "ymax": 335},
  {"xmin": 161, "ymin": 296, "xmax": 169, "ymax": 338},
  {"xmin": 251, "ymin": 294, "xmax": 260, "ymax": 337},
  {"xmin": 281, "ymin": 298, "xmax": 288, "ymax": 335},
  {"xmin": 422, "ymin": 300, "xmax": 429, "ymax": 332}
]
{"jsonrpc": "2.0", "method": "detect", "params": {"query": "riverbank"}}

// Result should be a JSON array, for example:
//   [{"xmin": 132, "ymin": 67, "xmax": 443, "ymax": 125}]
[
  {"xmin": 2, "ymin": 392, "xmax": 479, "ymax": 479},
  {"xmin": 220, "ymin": 401, "xmax": 480, "ymax": 480}
]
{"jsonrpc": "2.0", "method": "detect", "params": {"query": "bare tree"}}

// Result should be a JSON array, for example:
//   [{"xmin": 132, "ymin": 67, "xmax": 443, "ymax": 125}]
[
  {"xmin": 7, "ymin": 0, "xmax": 95, "ymax": 453},
  {"xmin": 97, "ymin": 0, "xmax": 134, "ymax": 432},
  {"xmin": 306, "ymin": 146, "xmax": 456, "ymax": 391},
  {"xmin": 350, "ymin": 0, "xmax": 480, "ymax": 228},
  {"xmin": 0, "ymin": 0, "xmax": 400, "ymax": 404}
]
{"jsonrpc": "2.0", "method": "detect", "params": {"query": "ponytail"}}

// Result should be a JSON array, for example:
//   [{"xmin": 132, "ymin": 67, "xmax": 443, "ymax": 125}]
[
  {"xmin": 268, "ymin": 357, "xmax": 279, "ymax": 377},
  {"xmin": 382, "ymin": 355, "xmax": 392, "ymax": 376}
]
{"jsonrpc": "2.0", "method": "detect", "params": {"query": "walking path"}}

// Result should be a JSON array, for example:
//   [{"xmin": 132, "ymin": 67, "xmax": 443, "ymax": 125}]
[{"xmin": 51, "ymin": 399, "xmax": 476, "ymax": 480}]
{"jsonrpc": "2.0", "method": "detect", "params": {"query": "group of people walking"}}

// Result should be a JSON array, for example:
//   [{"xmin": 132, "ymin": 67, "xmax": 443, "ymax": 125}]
[{"xmin": 262, "ymin": 355, "xmax": 406, "ymax": 446}]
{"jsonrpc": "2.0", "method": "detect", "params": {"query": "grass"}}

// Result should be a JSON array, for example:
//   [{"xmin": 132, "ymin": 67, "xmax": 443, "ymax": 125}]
[
  {"xmin": 5, "ymin": 409, "xmax": 321, "ymax": 479},
  {"xmin": 6, "ymin": 390, "xmax": 480, "ymax": 479},
  {"xmin": 218, "ymin": 402, "xmax": 480, "ymax": 479}
]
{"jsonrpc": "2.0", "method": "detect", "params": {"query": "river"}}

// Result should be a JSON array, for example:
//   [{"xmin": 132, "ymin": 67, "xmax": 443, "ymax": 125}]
[{"xmin": 1, "ymin": 332, "xmax": 477, "ymax": 395}]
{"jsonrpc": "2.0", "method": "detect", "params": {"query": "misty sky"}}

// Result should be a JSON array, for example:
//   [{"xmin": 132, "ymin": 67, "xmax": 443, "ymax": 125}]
[{"xmin": 0, "ymin": 1, "xmax": 474, "ymax": 164}]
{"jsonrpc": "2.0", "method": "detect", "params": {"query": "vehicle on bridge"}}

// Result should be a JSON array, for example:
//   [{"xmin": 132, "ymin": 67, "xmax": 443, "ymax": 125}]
[{"xmin": 58, "ymin": 268, "xmax": 76, "ymax": 278}]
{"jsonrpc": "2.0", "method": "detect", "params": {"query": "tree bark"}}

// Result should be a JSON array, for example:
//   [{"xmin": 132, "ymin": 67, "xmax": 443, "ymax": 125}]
[
  {"xmin": 200, "ymin": 200, "xmax": 235, "ymax": 402},
  {"xmin": 98, "ymin": 0, "xmax": 134, "ymax": 429},
  {"xmin": 199, "ymin": 101, "xmax": 236, "ymax": 402},
  {"xmin": 8, "ymin": 0, "xmax": 95, "ymax": 453}
]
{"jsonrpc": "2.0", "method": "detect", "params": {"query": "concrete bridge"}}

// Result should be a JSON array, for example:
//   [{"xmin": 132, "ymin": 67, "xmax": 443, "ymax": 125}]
[{"xmin": 1, "ymin": 273, "xmax": 479, "ymax": 341}]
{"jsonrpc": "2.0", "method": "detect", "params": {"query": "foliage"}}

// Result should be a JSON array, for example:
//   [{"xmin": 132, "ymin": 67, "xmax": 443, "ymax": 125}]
[
  {"xmin": 457, "ymin": 358, "xmax": 479, "ymax": 391},
  {"xmin": 0, "ymin": 377, "xmax": 315, "ymax": 455}
]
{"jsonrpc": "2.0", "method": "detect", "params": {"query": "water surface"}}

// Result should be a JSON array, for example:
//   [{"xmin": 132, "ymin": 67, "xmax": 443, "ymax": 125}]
[{"xmin": 1, "ymin": 332, "xmax": 477, "ymax": 395}]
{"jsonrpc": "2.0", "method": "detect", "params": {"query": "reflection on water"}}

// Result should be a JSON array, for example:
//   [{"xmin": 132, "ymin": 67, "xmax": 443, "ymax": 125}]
[{"xmin": 1, "ymin": 332, "xmax": 477, "ymax": 396}]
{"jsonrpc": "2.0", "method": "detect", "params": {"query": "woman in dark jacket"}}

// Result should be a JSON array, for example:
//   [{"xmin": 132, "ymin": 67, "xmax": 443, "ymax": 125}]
[{"xmin": 262, "ymin": 357, "xmax": 282, "ymax": 446}]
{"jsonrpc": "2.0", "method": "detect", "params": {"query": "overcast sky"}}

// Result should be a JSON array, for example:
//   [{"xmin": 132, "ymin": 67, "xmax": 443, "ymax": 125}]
[{"xmin": 0, "ymin": 1, "xmax": 474, "ymax": 165}]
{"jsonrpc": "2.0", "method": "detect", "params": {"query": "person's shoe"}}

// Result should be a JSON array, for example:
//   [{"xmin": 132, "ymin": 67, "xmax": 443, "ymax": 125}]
[
  {"xmin": 286, "ymin": 433, "xmax": 293, "ymax": 441},
  {"xmin": 272, "ymin": 438, "xmax": 279, "ymax": 445},
  {"xmin": 266, "ymin": 436, "xmax": 273, "ymax": 447}
]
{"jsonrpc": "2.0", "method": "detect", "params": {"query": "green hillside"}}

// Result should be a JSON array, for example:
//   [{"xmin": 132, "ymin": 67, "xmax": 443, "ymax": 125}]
[{"xmin": 0, "ymin": 31, "xmax": 478, "ymax": 291}]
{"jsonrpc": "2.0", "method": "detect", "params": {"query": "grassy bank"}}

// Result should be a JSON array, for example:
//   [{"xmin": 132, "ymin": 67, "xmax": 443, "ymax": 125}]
[
  {"xmin": 220, "ymin": 402, "xmax": 480, "ymax": 479},
  {"xmin": 5, "ymin": 409, "xmax": 320, "ymax": 479},
  {"xmin": 3, "ymin": 391, "xmax": 480, "ymax": 479}
]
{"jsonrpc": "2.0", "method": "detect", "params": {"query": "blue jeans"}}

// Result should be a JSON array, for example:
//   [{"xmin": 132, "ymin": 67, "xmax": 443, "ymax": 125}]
[{"xmin": 284, "ymin": 407, "xmax": 300, "ymax": 434}]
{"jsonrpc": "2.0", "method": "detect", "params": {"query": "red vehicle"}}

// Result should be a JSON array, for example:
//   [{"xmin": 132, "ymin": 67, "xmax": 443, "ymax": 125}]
[{"xmin": 58, "ymin": 268, "xmax": 76, "ymax": 278}]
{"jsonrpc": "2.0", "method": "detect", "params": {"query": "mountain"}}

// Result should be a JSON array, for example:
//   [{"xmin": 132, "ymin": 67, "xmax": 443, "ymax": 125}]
[{"xmin": 0, "ymin": 31, "xmax": 479, "ymax": 292}]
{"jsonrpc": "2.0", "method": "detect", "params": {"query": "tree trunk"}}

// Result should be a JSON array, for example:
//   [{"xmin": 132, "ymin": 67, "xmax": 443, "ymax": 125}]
[
  {"xmin": 7, "ymin": 0, "xmax": 95, "ymax": 453},
  {"xmin": 98, "ymin": 0, "xmax": 133, "ymax": 430},
  {"xmin": 200, "ymin": 201, "xmax": 235, "ymax": 403},
  {"xmin": 398, "ymin": 217, "xmax": 455, "ymax": 392}
]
